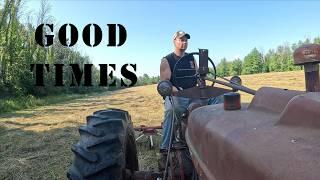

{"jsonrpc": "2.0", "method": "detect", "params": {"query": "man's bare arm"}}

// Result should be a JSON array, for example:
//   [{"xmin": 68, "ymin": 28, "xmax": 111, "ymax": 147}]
[
  {"xmin": 160, "ymin": 58, "xmax": 178, "ymax": 93},
  {"xmin": 160, "ymin": 58, "xmax": 171, "ymax": 81}
]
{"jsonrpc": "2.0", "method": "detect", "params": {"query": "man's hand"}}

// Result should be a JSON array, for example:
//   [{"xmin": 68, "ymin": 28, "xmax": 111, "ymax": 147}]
[{"xmin": 172, "ymin": 86, "xmax": 179, "ymax": 95}]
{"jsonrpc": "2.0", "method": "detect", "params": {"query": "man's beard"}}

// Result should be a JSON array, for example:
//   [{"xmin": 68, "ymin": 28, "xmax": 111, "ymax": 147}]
[{"xmin": 180, "ymin": 45, "xmax": 187, "ymax": 50}]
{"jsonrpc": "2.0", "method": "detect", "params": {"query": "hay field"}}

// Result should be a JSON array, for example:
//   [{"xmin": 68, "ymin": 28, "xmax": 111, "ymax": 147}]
[{"xmin": 0, "ymin": 70, "xmax": 306, "ymax": 179}]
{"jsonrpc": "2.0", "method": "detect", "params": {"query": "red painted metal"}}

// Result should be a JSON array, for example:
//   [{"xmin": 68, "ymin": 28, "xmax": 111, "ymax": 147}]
[
  {"xmin": 134, "ymin": 125, "xmax": 162, "ymax": 134},
  {"xmin": 186, "ymin": 87, "xmax": 320, "ymax": 180},
  {"xmin": 223, "ymin": 92, "xmax": 241, "ymax": 110}
]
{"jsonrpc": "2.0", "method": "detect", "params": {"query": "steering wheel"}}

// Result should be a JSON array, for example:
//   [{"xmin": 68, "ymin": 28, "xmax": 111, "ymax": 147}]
[{"xmin": 172, "ymin": 52, "xmax": 217, "ymax": 88}]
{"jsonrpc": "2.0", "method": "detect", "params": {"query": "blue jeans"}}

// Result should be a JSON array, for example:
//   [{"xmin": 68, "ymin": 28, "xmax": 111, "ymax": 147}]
[{"xmin": 160, "ymin": 95, "xmax": 224, "ymax": 150}]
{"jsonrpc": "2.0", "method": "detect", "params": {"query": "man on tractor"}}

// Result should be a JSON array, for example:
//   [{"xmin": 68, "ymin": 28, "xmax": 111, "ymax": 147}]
[{"xmin": 159, "ymin": 30, "xmax": 223, "ymax": 154}]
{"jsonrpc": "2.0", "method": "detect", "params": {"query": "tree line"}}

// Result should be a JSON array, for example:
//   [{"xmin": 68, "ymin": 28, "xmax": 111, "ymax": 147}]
[{"xmin": 215, "ymin": 37, "xmax": 320, "ymax": 77}]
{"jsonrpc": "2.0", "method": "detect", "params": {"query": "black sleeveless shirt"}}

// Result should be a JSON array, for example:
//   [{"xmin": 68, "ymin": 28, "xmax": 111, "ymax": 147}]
[{"xmin": 165, "ymin": 52, "xmax": 197, "ymax": 89}]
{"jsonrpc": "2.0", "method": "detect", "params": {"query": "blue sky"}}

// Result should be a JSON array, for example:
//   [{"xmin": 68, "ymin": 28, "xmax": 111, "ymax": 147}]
[{"xmin": 25, "ymin": 0, "xmax": 320, "ymax": 76}]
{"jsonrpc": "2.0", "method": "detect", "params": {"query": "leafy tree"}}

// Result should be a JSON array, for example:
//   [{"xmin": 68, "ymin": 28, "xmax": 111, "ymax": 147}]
[
  {"xmin": 314, "ymin": 37, "xmax": 320, "ymax": 44},
  {"xmin": 242, "ymin": 48, "xmax": 263, "ymax": 74},
  {"xmin": 216, "ymin": 58, "xmax": 230, "ymax": 77},
  {"xmin": 230, "ymin": 58, "xmax": 242, "ymax": 75}
]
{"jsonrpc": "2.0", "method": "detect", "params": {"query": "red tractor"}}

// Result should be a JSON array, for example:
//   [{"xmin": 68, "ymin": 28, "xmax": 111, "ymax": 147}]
[{"xmin": 67, "ymin": 44, "xmax": 320, "ymax": 180}]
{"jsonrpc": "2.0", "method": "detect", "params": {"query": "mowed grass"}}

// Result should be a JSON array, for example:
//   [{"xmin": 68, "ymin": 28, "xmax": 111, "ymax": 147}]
[{"xmin": 0, "ymin": 70, "xmax": 306, "ymax": 179}]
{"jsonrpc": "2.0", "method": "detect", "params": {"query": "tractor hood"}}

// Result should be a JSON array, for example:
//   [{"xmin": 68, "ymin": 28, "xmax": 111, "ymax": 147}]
[{"xmin": 186, "ymin": 87, "xmax": 320, "ymax": 180}]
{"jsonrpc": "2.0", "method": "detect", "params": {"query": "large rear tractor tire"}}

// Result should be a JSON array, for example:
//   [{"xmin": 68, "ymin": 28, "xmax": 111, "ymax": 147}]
[{"xmin": 67, "ymin": 108, "xmax": 139, "ymax": 180}]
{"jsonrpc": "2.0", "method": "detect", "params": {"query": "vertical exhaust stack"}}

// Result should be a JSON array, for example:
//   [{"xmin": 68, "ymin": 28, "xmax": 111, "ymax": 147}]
[{"xmin": 293, "ymin": 44, "xmax": 320, "ymax": 92}]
